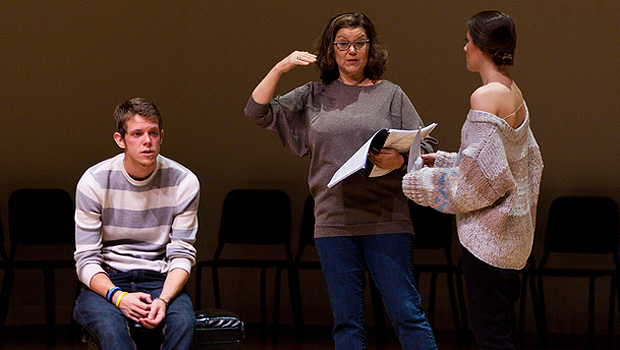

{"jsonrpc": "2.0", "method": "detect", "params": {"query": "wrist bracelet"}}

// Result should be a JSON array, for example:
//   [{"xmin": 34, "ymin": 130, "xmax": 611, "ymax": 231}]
[
  {"xmin": 155, "ymin": 297, "xmax": 169, "ymax": 307},
  {"xmin": 115, "ymin": 292, "xmax": 128, "ymax": 308},
  {"xmin": 106, "ymin": 287, "xmax": 122, "ymax": 303}
]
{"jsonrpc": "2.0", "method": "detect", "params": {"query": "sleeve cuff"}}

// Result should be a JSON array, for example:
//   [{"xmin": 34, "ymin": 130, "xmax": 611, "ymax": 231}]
[
  {"xmin": 168, "ymin": 257, "xmax": 193, "ymax": 275},
  {"xmin": 80, "ymin": 264, "xmax": 107, "ymax": 289}
]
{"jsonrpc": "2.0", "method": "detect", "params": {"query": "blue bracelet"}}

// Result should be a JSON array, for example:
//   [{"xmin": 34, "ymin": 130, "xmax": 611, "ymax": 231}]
[{"xmin": 106, "ymin": 287, "xmax": 122, "ymax": 303}]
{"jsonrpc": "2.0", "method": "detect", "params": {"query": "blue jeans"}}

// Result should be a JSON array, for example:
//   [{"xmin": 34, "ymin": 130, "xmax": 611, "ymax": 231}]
[
  {"xmin": 316, "ymin": 232, "xmax": 437, "ymax": 350},
  {"xmin": 73, "ymin": 270, "xmax": 195, "ymax": 350}
]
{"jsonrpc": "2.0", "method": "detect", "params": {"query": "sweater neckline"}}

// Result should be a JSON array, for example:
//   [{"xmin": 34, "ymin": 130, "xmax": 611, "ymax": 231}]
[
  {"xmin": 334, "ymin": 78, "xmax": 384, "ymax": 89},
  {"xmin": 468, "ymin": 102, "xmax": 530, "ymax": 141},
  {"xmin": 118, "ymin": 154, "xmax": 161, "ymax": 186}
]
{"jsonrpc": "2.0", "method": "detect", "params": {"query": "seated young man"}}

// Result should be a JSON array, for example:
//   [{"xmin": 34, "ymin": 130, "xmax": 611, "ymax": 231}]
[{"xmin": 73, "ymin": 97, "xmax": 200, "ymax": 350}]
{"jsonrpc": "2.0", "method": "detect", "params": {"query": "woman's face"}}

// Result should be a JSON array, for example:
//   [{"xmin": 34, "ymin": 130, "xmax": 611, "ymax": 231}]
[
  {"xmin": 333, "ymin": 26, "xmax": 369, "ymax": 80},
  {"xmin": 463, "ymin": 31, "xmax": 484, "ymax": 71}
]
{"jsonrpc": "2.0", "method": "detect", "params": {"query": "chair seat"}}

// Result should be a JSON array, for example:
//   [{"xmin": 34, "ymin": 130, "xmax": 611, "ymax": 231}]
[
  {"xmin": 84, "ymin": 309, "xmax": 244, "ymax": 350},
  {"xmin": 211, "ymin": 259, "xmax": 292, "ymax": 268},
  {"xmin": 415, "ymin": 264, "xmax": 457, "ymax": 273},
  {"xmin": 10, "ymin": 260, "xmax": 75, "ymax": 268},
  {"xmin": 538, "ymin": 267, "xmax": 617, "ymax": 277},
  {"xmin": 195, "ymin": 309, "xmax": 245, "ymax": 349}
]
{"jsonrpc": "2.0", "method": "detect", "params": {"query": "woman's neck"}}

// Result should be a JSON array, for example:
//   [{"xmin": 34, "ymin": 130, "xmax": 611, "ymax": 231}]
[
  {"xmin": 338, "ymin": 74, "xmax": 371, "ymax": 86},
  {"xmin": 480, "ymin": 65, "xmax": 509, "ymax": 85}
]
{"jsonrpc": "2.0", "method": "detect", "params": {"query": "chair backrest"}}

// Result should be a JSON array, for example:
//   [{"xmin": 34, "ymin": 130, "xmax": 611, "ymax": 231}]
[
  {"xmin": 0, "ymin": 211, "xmax": 8, "ymax": 261},
  {"xmin": 408, "ymin": 200, "xmax": 454, "ymax": 250},
  {"xmin": 299, "ymin": 195, "xmax": 315, "ymax": 248},
  {"xmin": 8, "ymin": 188, "xmax": 75, "ymax": 249},
  {"xmin": 294, "ymin": 195, "xmax": 315, "ymax": 263},
  {"xmin": 545, "ymin": 196, "xmax": 619, "ymax": 254},
  {"xmin": 218, "ymin": 189, "xmax": 292, "ymax": 246}
]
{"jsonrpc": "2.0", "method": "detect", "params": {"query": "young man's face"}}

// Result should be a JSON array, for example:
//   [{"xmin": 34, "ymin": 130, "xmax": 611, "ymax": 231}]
[{"xmin": 113, "ymin": 114, "xmax": 163, "ymax": 179}]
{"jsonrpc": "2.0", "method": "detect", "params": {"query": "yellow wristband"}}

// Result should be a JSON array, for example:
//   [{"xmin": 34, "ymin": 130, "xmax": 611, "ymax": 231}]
[{"xmin": 115, "ymin": 292, "xmax": 128, "ymax": 308}]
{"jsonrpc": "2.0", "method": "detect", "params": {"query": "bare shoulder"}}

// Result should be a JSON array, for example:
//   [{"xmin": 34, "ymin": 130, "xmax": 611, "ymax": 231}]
[{"xmin": 470, "ymin": 83, "xmax": 510, "ymax": 115}]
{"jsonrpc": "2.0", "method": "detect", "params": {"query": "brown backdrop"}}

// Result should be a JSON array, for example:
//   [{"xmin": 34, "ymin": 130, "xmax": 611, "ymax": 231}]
[{"xmin": 1, "ymin": 0, "xmax": 619, "ymax": 336}]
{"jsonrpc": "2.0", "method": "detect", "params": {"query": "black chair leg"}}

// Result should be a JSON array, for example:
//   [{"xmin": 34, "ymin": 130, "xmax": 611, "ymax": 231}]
[
  {"xmin": 43, "ymin": 267, "xmax": 56, "ymax": 346},
  {"xmin": 287, "ymin": 265, "xmax": 304, "ymax": 343},
  {"xmin": 445, "ymin": 270, "xmax": 463, "ymax": 346},
  {"xmin": 455, "ymin": 261, "xmax": 470, "ymax": 345},
  {"xmin": 259, "ymin": 266, "xmax": 267, "ymax": 343},
  {"xmin": 69, "ymin": 282, "xmax": 83, "ymax": 342},
  {"xmin": 195, "ymin": 264, "xmax": 203, "ymax": 310},
  {"xmin": 212, "ymin": 266, "xmax": 222, "ymax": 309},
  {"xmin": 428, "ymin": 272, "xmax": 438, "ymax": 325},
  {"xmin": 272, "ymin": 266, "xmax": 282, "ymax": 345},
  {"xmin": 0, "ymin": 265, "xmax": 15, "ymax": 346},
  {"xmin": 607, "ymin": 275, "xmax": 616, "ymax": 350},
  {"xmin": 536, "ymin": 274, "xmax": 549, "ymax": 348},
  {"xmin": 588, "ymin": 277, "xmax": 596, "ymax": 350}
]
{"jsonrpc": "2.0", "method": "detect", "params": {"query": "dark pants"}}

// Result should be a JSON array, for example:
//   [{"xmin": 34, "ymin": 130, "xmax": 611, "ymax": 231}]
[
  {"xmin": 73, "ymin": 270, "xmax": 195, "ymax": 350},
  {"xmin": 461, "ymin": 247, "xmax": 521, "ymax": 350}
]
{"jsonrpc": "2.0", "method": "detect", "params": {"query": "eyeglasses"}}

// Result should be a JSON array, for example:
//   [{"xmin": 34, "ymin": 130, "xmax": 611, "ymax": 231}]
[{"xmin": 333, "ymin": 40, "xmax": 370, "ymax": 51}]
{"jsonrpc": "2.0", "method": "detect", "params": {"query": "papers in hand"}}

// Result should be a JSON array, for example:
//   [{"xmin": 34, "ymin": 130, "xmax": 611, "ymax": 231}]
[
  {"xmin": 407, "ymin": 127, "xmax": 424, "ymax": 173},
  {"xmin": 327, "ymin": 123, "xmax": 437, "ymax": 188}
]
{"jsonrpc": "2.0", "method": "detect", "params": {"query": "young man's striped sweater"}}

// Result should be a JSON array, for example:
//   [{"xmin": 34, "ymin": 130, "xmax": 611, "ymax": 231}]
[{"xmin": 74, "ymin": 153, "xmax": 199, "ymax": 288}]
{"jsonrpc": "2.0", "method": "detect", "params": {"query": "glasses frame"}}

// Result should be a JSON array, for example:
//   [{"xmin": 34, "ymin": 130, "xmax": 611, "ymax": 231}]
[{"xmin": 333, "ymin": 40, "xmax": 370, "ymax": 51}]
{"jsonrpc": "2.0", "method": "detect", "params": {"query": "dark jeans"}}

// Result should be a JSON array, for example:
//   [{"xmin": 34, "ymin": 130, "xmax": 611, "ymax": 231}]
[
  {"xmin": 316, "ymin": 232, "xmax": 437, "ymax": 350},
  {"xmin": 462, "ymin": 247, "xmax": 521, "ymax": 350},
  {"xmin": 73, "ymin": 269, "xmax": 195, "ymax": 350}
]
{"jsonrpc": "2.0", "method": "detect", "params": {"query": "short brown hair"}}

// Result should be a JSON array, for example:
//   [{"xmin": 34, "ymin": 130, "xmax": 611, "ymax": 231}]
[{"xmin": 113, "ymin": 97, "xmax": 163, "ymax": 137}]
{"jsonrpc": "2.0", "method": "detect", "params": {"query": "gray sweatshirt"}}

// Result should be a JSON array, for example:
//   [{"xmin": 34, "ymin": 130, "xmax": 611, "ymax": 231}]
[{"xmin": 245, "ymin": 79, "xmax": 435, "ymax": 238}]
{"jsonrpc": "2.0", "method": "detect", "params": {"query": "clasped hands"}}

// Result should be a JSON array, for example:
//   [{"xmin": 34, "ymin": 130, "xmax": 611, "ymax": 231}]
[{"xmin": 117, "ymin": 292, "xmax": 167, "ymax": 329}]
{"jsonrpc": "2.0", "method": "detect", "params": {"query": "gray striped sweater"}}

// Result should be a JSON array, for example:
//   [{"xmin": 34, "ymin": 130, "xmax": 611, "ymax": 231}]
[{"xmin": 74, "ymin": 153, "xmax": 199, "ymax": 287}]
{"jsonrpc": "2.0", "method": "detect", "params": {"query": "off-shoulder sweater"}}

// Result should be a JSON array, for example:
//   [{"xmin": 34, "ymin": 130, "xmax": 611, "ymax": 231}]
[{"xmin": 402, "ymin": 104, "xmax": 543, "ymax": 269}]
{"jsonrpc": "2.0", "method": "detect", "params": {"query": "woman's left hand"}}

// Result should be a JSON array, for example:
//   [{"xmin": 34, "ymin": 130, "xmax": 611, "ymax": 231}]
[{"xmin": 368, "ymin": 148, "xmax": 405, "ymax": 170}]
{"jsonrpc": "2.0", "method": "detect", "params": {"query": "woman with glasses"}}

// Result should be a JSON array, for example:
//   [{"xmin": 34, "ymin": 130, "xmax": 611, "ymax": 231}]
[
  {"xmin": 403, "ymin": 11, "xmax": 543, "ymax": 350},
  {"xmin": 245, "ymin": 12, "xmax": 437, "ymax": 350}
]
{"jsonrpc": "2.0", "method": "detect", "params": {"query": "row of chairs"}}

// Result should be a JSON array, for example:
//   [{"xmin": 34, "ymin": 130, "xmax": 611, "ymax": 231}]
[
  {"xmin": 0, "ymin": 189, "xmax": 619, "ymax": 349},
  {"xmin": 192, "ymin": 190, "xmax": 620, "ymax": 349},
  {"xmin": 192, "ymin": 189, "xmax": 463, "ymax": 344}
]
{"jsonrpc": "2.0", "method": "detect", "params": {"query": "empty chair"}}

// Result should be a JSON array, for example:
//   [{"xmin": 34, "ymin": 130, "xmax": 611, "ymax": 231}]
[
  {"xmin": 194, "ymin": 189, "xmax": 300, "ymax": 343},
  {"xmin": 408, "ymin": 200, "xmax": 465, "ymax": 345},
  {"xmin": 0, "ymin": 188, "xmax": 76, "ymax": 345},
  {"xmin": 537, "ymin": 196, "xmax": 620, "ymax": 349}
]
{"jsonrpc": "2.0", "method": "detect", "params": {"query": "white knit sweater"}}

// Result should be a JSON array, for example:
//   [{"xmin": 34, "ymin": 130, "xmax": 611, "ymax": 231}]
[{"xmin": 402, "ymin": 105, "xmax": 543, "ymax": 269}]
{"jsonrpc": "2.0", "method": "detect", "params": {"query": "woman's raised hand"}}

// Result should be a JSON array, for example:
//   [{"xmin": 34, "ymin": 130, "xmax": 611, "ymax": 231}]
[
  {"xmin": 251, "ymin": 51, "xmax": 317, "ymax": 104},
  {"xmin": 276, "ymin": 51, "xmax": 317, "ymax": 73}
]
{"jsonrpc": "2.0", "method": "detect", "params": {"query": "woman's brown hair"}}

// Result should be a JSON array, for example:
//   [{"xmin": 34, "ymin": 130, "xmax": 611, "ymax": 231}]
[{"xmin": 313, "ymin": 12, "xmax": 388, "ymax": 83}]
